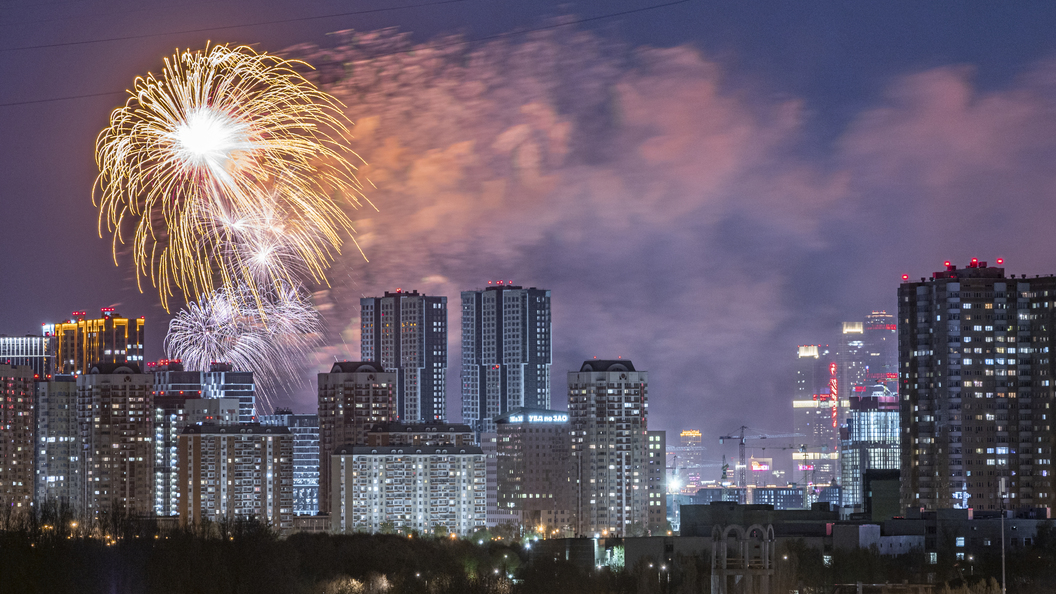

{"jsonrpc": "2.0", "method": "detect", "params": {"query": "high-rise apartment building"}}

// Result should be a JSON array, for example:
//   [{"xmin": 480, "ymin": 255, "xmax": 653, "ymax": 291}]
[
  {"xmin": 45, "ymin": 309, "xmax": 145, "ymax": 375},
  {"xmin": 840, "ymin": 385, "xmax": 900, "ymax": 507},
  {"xmin": 317, "ymin": 361, "xmax": 395, "ymax": 513},
  {"xmin": 152, "ymin": 361, "xmax": 204, "ymax": 514},
  {"xmin": 361, "ymin": 290, "xmax": 447, "ymax": 423},
  {"xmin": 151, "ymin": 359, "xmax": 247, "ymax": 516},
  {"xmin": 569, "ymin": 360, "xmax": 659, "ymax": 536},
  {"xmin": 792, "ymin": 345, "xmax": 842, "ymax": 485},
  {"xmin": 149, "ymin": 360, "xmax": 257, "ymax": 422},
  {"xmin": 0, "ymin": 364, "xmax": 35, "ymax": 510},
  {"xmin": 461, "ymin": 283, "xmax": 551, "ymax": 434},
  {"xmin": 77, "ymin": 363, "xmax": 154, "ymax": 518},
  {"xmin": 259, "ymin": 409, "xmax": 321, "ymax": 516},
  {"xmin": 495, "ymin": 408, "xmax": 573, "ymax": 532},
  {"xmin": 178, "ymin": 424, "xmax": 293, "ymax": 532},
  {"xmin": 154, "ymin": 395, "xmax": 239, "ymax": 516},
  {"xmin": 35, "ymin": 375, "xmax": 82, "ymax": 509},
  {"xmin": 330, "ymin": 444, "xmax": 486, "ymax": 535},
  {"xmin": 899, "ymin": 259, "xmax": 1056, "ymax": 511},
  {"xmin": 0, "ymin": 335, "xmax": 54, "ymax": 378}
]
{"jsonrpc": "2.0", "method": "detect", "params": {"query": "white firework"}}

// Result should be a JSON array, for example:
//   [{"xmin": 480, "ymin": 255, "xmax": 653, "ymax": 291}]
[{"xmin": 164, "ymin": 283, "xmax": 322, "ymax": 408}]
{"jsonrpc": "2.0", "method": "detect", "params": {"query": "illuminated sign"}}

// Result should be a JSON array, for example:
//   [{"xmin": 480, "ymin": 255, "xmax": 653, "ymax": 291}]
[
  {"xmin": 798, "ymin": 464, "xmax": 815, "ymax": 471},
  {"xmin": 507, "ymin": 413, "xmax": 569, "ymax": 424},
  {"xmin": 750, "ymin": 460, "xmax": 770, "ymax": 472}
]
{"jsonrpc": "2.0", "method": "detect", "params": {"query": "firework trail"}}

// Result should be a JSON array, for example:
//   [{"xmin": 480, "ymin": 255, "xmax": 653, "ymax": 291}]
[
  {"xmin": 95, "ymin": 44, "xmax": 368, "ymax": 311},
  {"xmin": 95, "ymin": 44, "xmax": 369, "ymax": 401},
  {"xmin": 164, "ymin": 283, "xmax": 323, "ymax": 409}
]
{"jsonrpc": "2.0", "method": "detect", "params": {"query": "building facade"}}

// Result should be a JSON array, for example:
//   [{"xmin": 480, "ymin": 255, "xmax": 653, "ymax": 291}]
[
  {"xmin": 495, "ymin": 408, "xmax": 573, "ymax": 532},
  {"xmin": 569, "ymin": 360, "xmax": 655, "ymax": 536},
  {"xmin": 365, "ymin": 422, "xmax": 474, "ymax": 447},
  {"xmin": 899, "ymin": 259, "xmax": 1056, "ymax": 510},
  {"xmin": 840, "ymin": 385, "xmax": 900, "ymax": 507},
  {"xmin": 259, "ymin": 410, "xmax": 321, "ymax": 516},
  {"xmin": 45, "ymin": 309, "xmax": 145, "ymax": 375},
  {"xmin": 152, "ymin": 360, "xmax": 245, "ymax": 516},
  {"xmin": 317, "ymin": 361, "xmax": 395, "ymax": 513},
  {"xmin": 330, "ymin": 444, "xmax": 486, "ymax": 535},
  {"xmin": 646, "ymin": 430, "xmax": 667, "ymax": 531},
  {"xmin": 361, "ymin": 290, "xmax": 448, "ymax": 423},
  {"xmin": 178, "ymin": 424, "xmax": 293, "ymax": 532},
  {"xmin": 203, "ymin": 363, "xmax": 256, "ymax": 423},
  {"xmin": 461, "ymin": 283, "xmax": 551, "ymax": 433},
  {"xmin": 35, "ymin": 375, "xmax": 82, "ymax": 509},
  {"xmin": 77, "ymin": 363, "xmax": 154, "ymax": 518},
  {"xmin": 0, "ymin": 364, "xmax": 35, "ymax": 511},
  {"xmin": 0, "ymin": 335, "xmax": 53, "ymax": 379}
]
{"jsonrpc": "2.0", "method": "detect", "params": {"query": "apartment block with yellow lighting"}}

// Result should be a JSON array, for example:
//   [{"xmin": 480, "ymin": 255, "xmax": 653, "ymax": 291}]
[{"xmin": 45, "ymin": 309, "xmax": 145, "ymax": 375}]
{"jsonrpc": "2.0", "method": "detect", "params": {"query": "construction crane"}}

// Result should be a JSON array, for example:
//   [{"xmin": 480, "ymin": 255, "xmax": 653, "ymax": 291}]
[{"xmin": 718, "ymin": 426, "xmax": 803, "ymax": 488}]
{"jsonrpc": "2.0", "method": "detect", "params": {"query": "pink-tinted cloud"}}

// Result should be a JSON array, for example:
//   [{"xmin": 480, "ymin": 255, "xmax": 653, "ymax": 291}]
[{"xmin": 280, "ymin": 30, "xmax": 1056, "ymax": 471}]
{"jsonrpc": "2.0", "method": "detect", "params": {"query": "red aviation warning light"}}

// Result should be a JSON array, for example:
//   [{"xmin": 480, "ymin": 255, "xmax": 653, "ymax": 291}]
[
  {"xmin": 944, "ymin": 261, "xmax": 951, "ymax": 267},
  {"xmin": 996, "ymin": 258, "xmax": 1004, "ymax": 265},
  {"xmin": 902, "ymin": 274, "xmax": 909, "ymax": 281}
]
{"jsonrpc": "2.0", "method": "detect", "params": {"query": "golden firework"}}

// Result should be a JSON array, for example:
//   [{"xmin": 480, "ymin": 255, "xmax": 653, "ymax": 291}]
[{"xmin": 95, "ymin": 44, "xmax": 367, "ymax": 311}]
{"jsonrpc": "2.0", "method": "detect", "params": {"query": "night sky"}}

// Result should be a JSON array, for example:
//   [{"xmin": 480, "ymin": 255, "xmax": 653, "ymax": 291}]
[{"xmin": 3, "ymin": 1, "xmax": 1056, "ymax": 469}]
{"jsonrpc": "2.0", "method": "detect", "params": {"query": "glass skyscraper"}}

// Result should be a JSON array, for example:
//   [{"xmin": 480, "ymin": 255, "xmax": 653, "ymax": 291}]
[{"xmin": 840, "ymin": 385, "xmax": 900, "ymax": 507}]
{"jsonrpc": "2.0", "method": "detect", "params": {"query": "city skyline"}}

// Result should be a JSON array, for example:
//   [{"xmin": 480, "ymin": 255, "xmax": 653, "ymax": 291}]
[{"xmin": 3, "ymin": 2, "xmax": 1056, "ymax": 446}]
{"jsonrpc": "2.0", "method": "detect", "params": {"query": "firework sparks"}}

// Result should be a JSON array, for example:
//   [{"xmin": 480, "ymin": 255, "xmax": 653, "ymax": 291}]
[
  {"xmin": 95, "ymin": 44, "xmax": 369, "ymax": 311},
  {"xmin": 164, "ymin": 283, "xmax": 323, "ymax": 409}
]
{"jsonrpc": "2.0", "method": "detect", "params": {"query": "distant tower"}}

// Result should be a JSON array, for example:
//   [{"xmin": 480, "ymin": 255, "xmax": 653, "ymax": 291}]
[
  {"xmin": 863, "ymin": 311, "xmax": 898, "ymax": 394},
  {"xmin": 791, "ymin": 346, "xmax": 840, "ymax": 486},
  {"xmin": 360, "ymin": 289, "xmax": 448, "ymax": 422},
  {"xmin": 45, "ymin": 309, "xmax": 145, "ymax": 375},
  {"xmin": 461, "ymin": 283, "xmax": 551, "ymax": 433}
]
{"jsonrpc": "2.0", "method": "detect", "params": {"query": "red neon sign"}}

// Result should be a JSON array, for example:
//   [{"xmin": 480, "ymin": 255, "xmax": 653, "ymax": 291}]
[{"xmin": 828, "ymin": 363, "xmax": 839, "ymax": 428}]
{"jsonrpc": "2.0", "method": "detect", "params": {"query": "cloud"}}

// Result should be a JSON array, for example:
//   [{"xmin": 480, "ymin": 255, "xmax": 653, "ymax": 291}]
[{"xmin": 280, "ymin": 30, "xmax": 1056, "ymax": 463}]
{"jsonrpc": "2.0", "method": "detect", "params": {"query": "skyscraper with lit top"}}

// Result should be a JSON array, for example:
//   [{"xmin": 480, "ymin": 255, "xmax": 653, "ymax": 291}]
[
  {"xmin": 792, "ymin": 345, "xmax": 841, "ymax": 485},
  {"xmin": 45, "ymin": 309, "xmax": 145, "ymax": 375}
]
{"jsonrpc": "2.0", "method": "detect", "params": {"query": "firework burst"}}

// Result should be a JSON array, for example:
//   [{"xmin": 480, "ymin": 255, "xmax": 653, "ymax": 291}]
[
  {"xmin": 164, "ymin": 283, "xmax": 323, "ymax": 408},
  {"xmin": 95, "ymin": 44, "xmax": 368, "ymax": 311}
]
